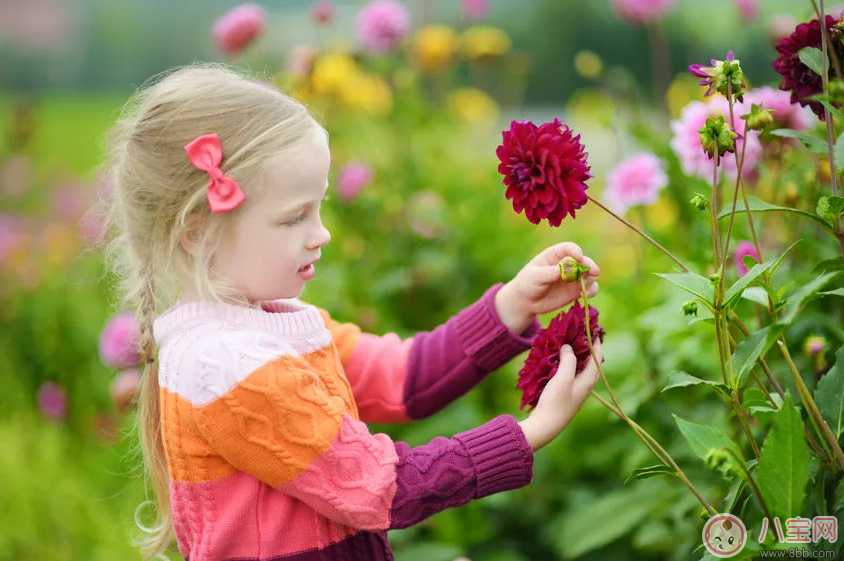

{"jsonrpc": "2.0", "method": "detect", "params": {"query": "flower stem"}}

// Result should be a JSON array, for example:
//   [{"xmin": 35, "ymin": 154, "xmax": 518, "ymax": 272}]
[
  {"xmin": 710, "ymin": 157, "xmax": 723, "ymax": 267},
  {"xmin": 812, "ymin": 0, "xmax": 844, "ymax": 82},
  {"xmin": 587, "ymin": 194, "xmax": 690, "ymax": 272},
  {"xmin": 724, "ymin": 447, "xmax": 774, "ymax": 524},
  {"xmin": 579, "ymin": 278, "xmax": 717, "ymax": 516},
  {"xmin": 778, "ymin": 340, "xmax": 844, "ymax": 471}
]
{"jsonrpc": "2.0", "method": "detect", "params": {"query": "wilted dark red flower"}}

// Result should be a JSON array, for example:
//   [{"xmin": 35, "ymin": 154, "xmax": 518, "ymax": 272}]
[
  {"xmin": 773, "ymin": 15, "xmax": 844, "ymax": 119},
  {"xmin": 496, "ymin": 118, "xmax": 592, "ymax": 227},
  {"xmin": 516, "ymin": 301, "xmax": 605, "ymax": 411}
]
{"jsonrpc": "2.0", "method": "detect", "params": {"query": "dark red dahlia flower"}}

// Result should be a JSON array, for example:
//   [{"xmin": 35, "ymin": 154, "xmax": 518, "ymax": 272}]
[
  {"xmin": 516, "ymin": 301, "xmax": 605, "ymax": 411},
  {"xmin": 496, "ymin": 118, "xmax": 592, "ymax": 227},
  {"xmin": 772, "ymin": 15, "xmax": 844, "ymax": 119}
]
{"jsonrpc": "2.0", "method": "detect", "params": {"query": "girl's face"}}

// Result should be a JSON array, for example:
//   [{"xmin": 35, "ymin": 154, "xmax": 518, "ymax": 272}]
[{"xmin": 213, "ymin": 129, "xmax": 332, "ymax": 303}]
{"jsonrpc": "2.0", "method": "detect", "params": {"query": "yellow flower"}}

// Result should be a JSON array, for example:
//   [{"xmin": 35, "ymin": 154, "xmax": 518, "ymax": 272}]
[
  {"xmin": 644, "ymin": 198, "xmax": 678, "ymax": 231},
  {"xmin": 340, "ymin": 73, "xmax": 393, "ymax": 116},
  {"xmin": 412, "ymin": 25, "xmax": 459, "ymax": 74},
  {"xmin": 818, "ymin": 157, "xmax": 832, "ymax": 183},
  {"xmin": 447, "ymin": 88, "xmax": 499, "ymax": 124},
  {"xmin": 573, "ymin": 50, "xmax": 603, "ymax": 80},
  {"xmin": 460, "ymin": 26, "xmax": 511, "ymax": 61},
  {"xmin": 666, "ymin": 74, "xmax": 709, "ymax": 119},
  {"xmin": 311, "ymin": 52, "xmax": 358, "ymax": 95}
]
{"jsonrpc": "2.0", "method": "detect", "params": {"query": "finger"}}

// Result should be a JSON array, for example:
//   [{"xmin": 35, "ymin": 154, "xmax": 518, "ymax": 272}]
[
  {"xmin": 585, "ymin": 281, "xmax": 599, "ymax": 298},
  {"xmin": 555, "ymin": 344, "xmax": 577, "ymax": 383},
  {"xmin": 542, "ymin": 242, "xmax": 583, "ymax": 266},
  {"xmin": 581, "ymin": 256, "xmax": 600, "ymax": 278}
]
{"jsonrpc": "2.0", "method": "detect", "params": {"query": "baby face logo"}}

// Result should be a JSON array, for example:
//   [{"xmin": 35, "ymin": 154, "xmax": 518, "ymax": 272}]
[{"xmin": 703, "ymin": 514, "xmax": 747, "ymax": 558}]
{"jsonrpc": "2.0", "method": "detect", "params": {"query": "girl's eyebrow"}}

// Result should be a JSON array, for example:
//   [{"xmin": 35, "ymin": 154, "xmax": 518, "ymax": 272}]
[{"xmin": 282, "ymin": 185, "xmax": 330, "ymax": 214}]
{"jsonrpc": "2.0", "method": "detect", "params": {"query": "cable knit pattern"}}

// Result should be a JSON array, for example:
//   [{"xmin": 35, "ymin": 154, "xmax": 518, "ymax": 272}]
[{"xmin": 153, "ymin": 289, "xmax": 536, "ymax": 561}]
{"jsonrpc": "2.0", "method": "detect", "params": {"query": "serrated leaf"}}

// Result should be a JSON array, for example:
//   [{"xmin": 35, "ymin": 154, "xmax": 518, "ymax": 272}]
[
  {"xmin": 770, "ymin": 129, "xmax": 830, "ymax": 155},
  {"xmin": 674, "ymin": 415, "xmax": 747, "ymax": 475},
  {"xmin": 732, "ymin": 325, "xmax": 786, "ymax": 388},
  {"xmin": 799, "ymin": 46, "xmax": 826, "ymax": 76},
  {"xmin": 755, "ymin": 395, "xmax": 809, "ymax": 520},
  {"xmin": 623, "ymin": 465, "xmax": 676, "ymax": 485},
  {"xmin": 662, "ymin": 371, "xmax": 731, "ymax": 397},
  {"xmin": 655, "ymin": 272, "xmax": 714, "ymax": 305},
  {"xmin": 818, "ymin": 196, "xmax": 844, "ymax": 224},
  {"xmin": 717, "ymin": 194, "xmax": 835, "ymax": 233},
  {"xmin": 780, "ymin": 272, "xmax": 844, "ymax": 325},
  {"xmin": 815, "ymin": 347, "xmax": 844, "ymax": 441}
]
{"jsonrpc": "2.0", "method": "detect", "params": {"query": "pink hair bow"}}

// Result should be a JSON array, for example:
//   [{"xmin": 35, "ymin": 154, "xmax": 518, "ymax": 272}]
[{"xmin": 184, "ymin": 133, "xmax": 246, "ymax": 213}]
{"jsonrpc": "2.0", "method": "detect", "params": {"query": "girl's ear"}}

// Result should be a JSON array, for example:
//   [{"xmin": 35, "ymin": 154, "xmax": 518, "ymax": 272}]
[{"xmin": 178, "ymin": 213, "xmax": 203, "ymax": 255}]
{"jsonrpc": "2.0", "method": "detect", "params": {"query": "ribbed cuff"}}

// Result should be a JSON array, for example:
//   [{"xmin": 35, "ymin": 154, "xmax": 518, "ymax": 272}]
[
  {"xmin": 454, "ymin": 283, "xmax": 541, "ymax": 372},
  {"xmin": 454, "ymin": 414, "xmax": 534, "ymax": 499}
]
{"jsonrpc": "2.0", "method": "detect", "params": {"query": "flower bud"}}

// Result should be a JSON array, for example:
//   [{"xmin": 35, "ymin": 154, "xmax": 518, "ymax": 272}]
[
  {"xmin": 709, "ymin": 273, "xmax": 721, "ymax": 285},
  {"xmin": 704, "ymin": 448, "xmax": 740, "ymax": 479},
  {"xmin": 698, "ymin": 116, "xmax": 739, "ymax": 161},
  {"xmin": 699, "ymin": 507, "xmax": 713, "ymax": 521},
  {"xmin": 682, "ymin": 300, "xmax": 698, "ymax": 317},
  {"xmin": 741, "ymin": 103, "xmax": 774, "ymax": 132},
  {"xmin": 558, "ymin": 256, "xmax": 589, "ymax": 282},
  {"xmin": 690, "ymin": 193, "xmax": 710, "ymax": 213},
  {"xmin": 688, "ymin": 51, "xmax": 747, "ymax": 102},
  {"xmin": 805, "ymin": 335, "xmax": 828, "ymax": 371}
]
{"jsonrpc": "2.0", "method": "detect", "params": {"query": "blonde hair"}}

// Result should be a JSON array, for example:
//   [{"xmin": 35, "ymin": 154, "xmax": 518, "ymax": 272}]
[{"xmin": 100, "ymin": 63, "xmax": 322, "ymax": 560}]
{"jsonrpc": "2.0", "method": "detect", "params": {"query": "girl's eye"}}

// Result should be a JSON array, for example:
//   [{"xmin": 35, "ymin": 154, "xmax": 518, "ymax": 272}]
[{"xmin": 284, "ymin": 215, "xmax": 306, "ymax": 226}]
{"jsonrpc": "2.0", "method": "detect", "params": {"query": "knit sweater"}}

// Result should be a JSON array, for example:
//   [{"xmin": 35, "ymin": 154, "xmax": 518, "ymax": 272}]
[{"xmin": 153, "ymin": 283, "xmax": 540, "ymax": 561}]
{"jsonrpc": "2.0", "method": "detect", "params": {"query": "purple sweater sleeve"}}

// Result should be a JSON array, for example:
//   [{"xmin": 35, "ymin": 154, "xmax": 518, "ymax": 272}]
[
  {"xmin": 389, "ymin": 414, "xmax": 533, "ymax": 529},
  {"xmin": 403, "ymin": 283, "xmax": 541, "ymax": 419}
]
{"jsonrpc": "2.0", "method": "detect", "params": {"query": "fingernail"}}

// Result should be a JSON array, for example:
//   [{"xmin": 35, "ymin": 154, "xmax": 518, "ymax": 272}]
[{"xmin": 561, "ymin": 345, "xmax": 572, "ymax": 353}]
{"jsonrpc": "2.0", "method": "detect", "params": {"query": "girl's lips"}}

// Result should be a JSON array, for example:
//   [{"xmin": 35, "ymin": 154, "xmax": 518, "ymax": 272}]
[{"xmin": 298, "ymin": 263, "xmax": 315, "ymax": 280}]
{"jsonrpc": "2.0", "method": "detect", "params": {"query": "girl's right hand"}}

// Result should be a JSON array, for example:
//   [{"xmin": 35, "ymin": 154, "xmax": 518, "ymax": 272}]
[{"xmin": 517, "ymin": 341, "xmax": 603, "ymax": 452}]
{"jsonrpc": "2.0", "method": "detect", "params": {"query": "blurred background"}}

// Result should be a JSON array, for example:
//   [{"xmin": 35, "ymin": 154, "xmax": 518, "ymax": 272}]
[{"xmin": 0, "ymin": 1, "xmax": 836, "ymax": 560}]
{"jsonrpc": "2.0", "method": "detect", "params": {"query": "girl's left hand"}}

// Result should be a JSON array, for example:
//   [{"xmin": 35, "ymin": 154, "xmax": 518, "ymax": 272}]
[{"xmin": 494, "ymin": 242, "xmax": 600, "ymax": 334}]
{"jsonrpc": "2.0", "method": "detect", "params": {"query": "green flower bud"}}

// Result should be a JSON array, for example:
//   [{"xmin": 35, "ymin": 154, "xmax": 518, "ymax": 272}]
[
  {"xmin": 698, "ymin": 116, "xmax": 739, "ymax": 161},
  {"xmin": 682, "ymin": 300, "xmax": 699, "ymax": 317},
  {"xmin": 806, "ymin": 335, "xmax": 828, "ymax": 371},
  {"xmin": 558, "ymin": 256, "xmax": 589, "ymax": 282},
  {"xmin": 690, "ymin": 193, "xmax": 710, "ymax": 213},
  {"xmin": 741, "ymin": 103, "xmax": 774, "ymax": 132},
  {"xmin": 709, "ymin": 273, "xmax": 721, "ymax": 286},
  {"xmin": 689, "ymin": 51, "xmax": 747, "ymax": 102},
  {"xmin": 704, "ymin": 448, "xmax": 740, "ymax": 479},
  {"xmin": 699, "ymin": 507, "xmax": 713, "ymax": 521}
]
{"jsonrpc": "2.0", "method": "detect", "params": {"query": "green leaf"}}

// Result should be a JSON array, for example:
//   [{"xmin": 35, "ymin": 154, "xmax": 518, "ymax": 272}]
[
  {"xmin": 674, "ymin": 415, "xmax": 747, "ymax": 474},
  {"xmin": 755, "ymin": 395, "xmax": 810, "ymax": 520},
  {"xmin": 717, "ymin": 195, "xmax": 835, "ymax": 233},
  {"xmin": 393, "ymin": 543, "xmax": 464, "ymax": 561},
  {"xmin": 780, "ymin": 272, "xmax": 844, "ymax": 325},
  {"xmin": 724, "ymin": 260, "xmax": 773, "ymax": 308},
  {"xmin": 821, "ymin": 288, "xmax": 844, "ymax": 298},
  {"xmin": 741, "ymin": 286, "xmax": 770, "ymax": 306},
  {"xmin": 732, "ymin": 325, "xmax": 786, "ymax": 389},
  {"xmin": 815, "ymin": 347, "xmax": 844, "ymax": 441},
  {"xmin": 550, "ymin": 485, "xmax": 657, "ymax": 559},
  {"xmin": 799, "ymin": 46, "xmax": 826, "ymax": 77},
  {"xmin": 662, "ymin": 371, "xmax": 731, "ymax": 398},
  {"xmin": 814, "ymin": 258, "xmax": 844, "ymax": 275},
  {"xmin": 623, "ymin": 465, "xmax": 676, "ymax": 485},
  {"xmin": 655, "ymin": 272, "xmax": 714, "ymax": 306},
  {"xmin": 768, "ymin": 240, "xmax": 801, "ymax": 277},
  {"xmin": 835, "ymin": 133, "xmax": 844, "ymax": 170},
  {"xmin": 769, "ymin": 129, "xmax": 830, "ymax": 155},
  {"xmin": 818, "ymin": 196, "xmax": 844, "ymax": 224}
]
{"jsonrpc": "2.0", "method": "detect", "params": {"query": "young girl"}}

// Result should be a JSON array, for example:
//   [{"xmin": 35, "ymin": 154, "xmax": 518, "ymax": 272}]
[{"xmin": 103, "ymin": 63, "xmax": 603, "ymax": 561}]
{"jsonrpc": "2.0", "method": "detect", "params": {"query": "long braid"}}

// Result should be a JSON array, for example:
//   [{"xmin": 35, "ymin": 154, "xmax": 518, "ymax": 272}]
[{"xmin": 134, "ymin": 262, "xmax": 173, "ymax": 560}]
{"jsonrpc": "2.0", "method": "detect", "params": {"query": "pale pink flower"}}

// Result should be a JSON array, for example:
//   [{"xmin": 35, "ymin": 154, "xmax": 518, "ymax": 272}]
[
  {"xmin": 51, "ymin": 179, "xmax": 88, "ymax": 222},
  {"xmin": 78, "ymin": 208, "xmax": 106, "ymax": 247},
  {"xmin": 461, "ymin": 0, "xmax": 489, "ymax": 22},
  {"xmin": 338, "ymin": 162, "xmax": 373, "ymax": 202},
  {"xmin": 111, "ymin": 370, "xmax": 141, "ymax": 414},
  {"xmin": 99, "ymin": 313, "xmax": 141, "ymax": 369},
  {"xmin": 670, "ymin": 97, "xmax": 762, "ymax": 182},
  {"xmin": 734, "ymin": 0, "xmax": 758, "ymax": 21},
  {"xmin": 212, "ymin": 3, "xmax": 266, "ymax": 56},
  {"xmin": 611, "ymin": 0, "xmax": 676, "ymax": 24},
  {"xmin": 311, "ymin": 1, "xmax": 335, "ymax": 24},
  {"xmin": 603, "ymin": 153, "xmax": 668, "ymax": 215},
  {"xmin": 734, "ymin": 241, "xmax": 759, "ymax": 276},
  {"xmin": 356, "ymin": 0, "xmax": 411, "ymax": 53},
  {"xmin": 745, "ymin": 86, "xmax": 811, "ymax": 132},
  {"xmin": 38, "ymin": 382, "xmax": 67, "ymax": 423},
  {"xmin": 0, "ymin": 0, "xmax": 73, "ymax": 51}
]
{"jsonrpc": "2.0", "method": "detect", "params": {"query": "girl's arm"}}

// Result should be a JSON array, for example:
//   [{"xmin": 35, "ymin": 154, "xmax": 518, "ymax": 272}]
[
  {"xmin": 316, "ymin": 283, "xmax": 540, "ymax": 424},
  {"xmin": 188, "ymin": 336, "xmax": 533, "ymax": 531}
]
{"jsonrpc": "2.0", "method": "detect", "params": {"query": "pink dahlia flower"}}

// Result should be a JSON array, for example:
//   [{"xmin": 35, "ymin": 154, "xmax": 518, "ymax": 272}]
[
  {"xmin": 338, "ymin": 162, "xmax": 373, "ymax": 202},
  {"xmin": 734, "ymin": 241, "xmax": 759, "ymax": 276},
  {"xmin": 212, "ymin": 3, "xmax": 266, "ymax": 56},
  {"xmin": 611, "ymin": 0, "xmax": 676, "ymax": 25},
  {"xmin": 745, "ymin": 86, "xmax": 811, "ymax": 132},
  {"xmin": 356, "ymin": 0, "xmax": 411, "ymax": 53},
  {"xmin": 99, "ymin": 313, "xmax": 142, "ymax": 369},
  {"xmin": 461, "ymin": 0, "xmax": 489, "ymax": 22},
  {"xmin": 604, "ymin": 152, "xmax": 668, "ymax": 215}
]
